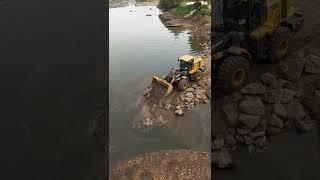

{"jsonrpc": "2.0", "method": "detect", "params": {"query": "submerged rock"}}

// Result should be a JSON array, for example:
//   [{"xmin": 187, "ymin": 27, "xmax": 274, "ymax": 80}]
[
  {"xmin": 175, "ymin": 109, "xmax": 184, "ymax": 116},
  {"xmin": 165, "ymin": 104, "xmax": 171, "ymax": 110}
]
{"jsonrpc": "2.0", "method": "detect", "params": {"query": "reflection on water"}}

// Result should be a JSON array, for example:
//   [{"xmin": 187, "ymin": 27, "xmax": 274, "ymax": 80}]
[{"xmin": 109, "ymin": 5, "xmax": 210, "ymax": 168}]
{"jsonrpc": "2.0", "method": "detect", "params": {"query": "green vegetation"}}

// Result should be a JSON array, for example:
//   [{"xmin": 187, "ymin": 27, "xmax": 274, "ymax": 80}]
[{"xmin": 159, "ymin": 0, "xmax": 210, "ymax": 19}]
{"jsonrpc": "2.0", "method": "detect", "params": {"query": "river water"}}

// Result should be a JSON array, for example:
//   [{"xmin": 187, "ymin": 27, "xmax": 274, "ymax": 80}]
[{"xmin": 109, "ymin": 4, "xmax": 210, "ymax": 168}]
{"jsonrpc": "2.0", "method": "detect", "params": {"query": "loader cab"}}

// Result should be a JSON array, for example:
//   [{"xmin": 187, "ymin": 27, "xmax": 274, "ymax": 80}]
[
  {"xmin": 223, "ymin": 0, "xmax": 267, "ymax": 33},
  {"xmin": 178, "ymin": 55, "xmax": 194, "ymax": 71}
]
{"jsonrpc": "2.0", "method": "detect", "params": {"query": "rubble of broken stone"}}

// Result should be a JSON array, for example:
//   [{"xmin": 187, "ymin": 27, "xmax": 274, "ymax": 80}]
[
  {"xmin": 132, "ymin": 76, "xmax": 211, "ymax": 131},
  {"xmin": 212, "ymin": 49, "xmax": 320, "ymax": 169}
]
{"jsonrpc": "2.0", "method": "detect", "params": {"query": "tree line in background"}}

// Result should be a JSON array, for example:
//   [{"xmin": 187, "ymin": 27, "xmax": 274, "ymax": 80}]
[{"xmin": 158, "ymin": 0, "xmax": 210, "ymax": 12}]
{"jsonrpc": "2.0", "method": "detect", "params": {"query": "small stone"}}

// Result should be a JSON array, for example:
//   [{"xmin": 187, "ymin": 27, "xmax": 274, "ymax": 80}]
[
  {"xmin": 268, "ymin": 113, "xmax": 284, "ymax": 129},
  {"xmin": 212, "ymin": 135, "xmax": 224, "ymax": 150},
  {"xmin": 248, "ymin": 145, "xmax": 256, "ymax": 153},
  {"xmin": 176, "ymin": 105, "xmax": 181, "ymax": 110},
  {"xmin": 237, "ymin": 128, "xmax": 251, "ymax": 135},
  {"xmin": 212, "ymin": 149, "xmax": 233, "ymax": 169},
  {"xmin": 239, "ymin": 113, "xmax": 260, "ymax": 129},
  {"xmin": 263, "ymin": 89, "xmax": 296, "ymax": 104},
  {"xmin": 197, "ymin": 81, "xmax": 206, "ymax": 87},
  {"xmin": 185, "ymin": 92, "xmax": 194, "ymax": 98},
  {"xmin": 250, "ymin": 131, "xmax": 266, "ymax": 139},
  {"xmin": 185, "ymin": 97, "xmax": 193, "ymax": 102},
  {"xmin": 194, "ymin": 89, "xmax": 205, "ymax": 95},
  {"xmin": 165, "ymin": 98, "xmax": 172, "ymax": 105},
  {"xmin": 224, "ymin": 133, "xmax": 237, "ymax": 148},
  {"xmin": 235, "ymin": 134, "xmax": 245, "ymax": 143},
  {"xmin": 272, "ymin": 103, "xmax": 287, "ymax": 119},
  {"xmin": 304, "ymin": 54, "xmax": 320, "ymax": 74},
  {"xmin": 142, "ymin": 118, "xmax": 153, "ymax": 126},
  {"xmin": 277, "ymin": 58, "xmax": 306, "ymax": 81},
  {"xmin": 151, "ymin": 104, "xmax": 157, "ymax": 112},
  {"xmin": 222, "ymin": 102, "xmax": 239, "ymax": 127},
  {"xmin": 231, "ymin": 91, "xmax": 244, "ymax": 102},
  {"xmin": 175, "ymin": 109, "xmax": 184, "ymax": 116},
  {"xmin": 227, "ymin": 128, "xmax": 236, "ymax": 135},
  {"xmin": 260, "ymin": 73, "xmax": 278, "ymax": 88},
  {"xmin": 278, "ymin": 79, "xmax": 295, "ymax": 90},
  {"xmin": 266, "ymin": 126, "xmax": 285, "ymax": 136},
  {"xmin": 286, "ymin": 99, "xmax": 306, "ymax": 121},
  {"xmin": 186, "ymin": 87, "xmax": 195, "ymax": 92},
  {"xmin": 239, "ymin": 97, "xmax": 265, "ymax": 115},
  {"xmin": 165, "ymin": 104, "xmax": 171, "ymax": 110},
  {"xmin": 192, "ymin": 84, "xmax": 198, "ymax": 89},
  {"xmin": 241, "ymin": 83, "xmax": 266, "ymax": 95},
  {"xmin": 296, "ymin": 120, "xmax": 312, "ymax": 133},
  {"xmin": 244, "ymin": 135, "xmax": 253, "ymax": 145},
  {"xmin": 254, "ymin": 136, "xmax": 266, "ymax": 147},
  {"xmin": 203, "ymin": 99, "xmax": 210, "ymax": 104},
  {"xmin": 179, "ymin": 94, "xmax": 185, "ymax": 101}
]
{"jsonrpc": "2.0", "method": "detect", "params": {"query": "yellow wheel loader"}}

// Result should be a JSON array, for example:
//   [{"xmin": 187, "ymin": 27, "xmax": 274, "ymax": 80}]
[
  {"xmin": 213, "ymin": 0, "xmax": 304, "ymax": 92},
  {"xmin": 152, "ymin": 55, "xmax": 206, "ymax": 97}
]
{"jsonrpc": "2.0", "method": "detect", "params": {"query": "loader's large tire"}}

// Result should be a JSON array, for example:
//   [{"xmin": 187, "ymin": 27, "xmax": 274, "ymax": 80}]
[
  {"xmin": 215, "ymin": 56, "xmax": 250, "ymax": 92},
  {"xmin": 178, "ymin": 79, "xmax": 188, "ymax": 91},
  {"xmin": 269, "ymin": 26, "xmax": 291, "ymax": 63}
]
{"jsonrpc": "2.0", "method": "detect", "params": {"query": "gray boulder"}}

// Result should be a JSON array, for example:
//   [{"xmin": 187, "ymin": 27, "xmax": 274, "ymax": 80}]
[
  {"xmin": 239, "ymin": 113, "xmax": 260, "ymax": 129},
  {"xmin": 263, "ymin": 89, "xmax": 296, "ymax": 104},
  {"xmin": 268, "ymin": 113, "xmax": 284, "ymax": 129},
  {"xmin": 304, "ymin": 54, "xmax": 320, "ymax": 74},
  {"xmin": 260, "ymin": 73, "xmax": 278, "ymax": 89},
  {"xmin": 239, "ymin": 97, "xmax": 265, "ymax": 115},
  {"xmin": 241, "ymin": 83, "xmax": 266, "ymax": 95},
  {"xmin": 277, "ymin": 58, "xmax": 306, "ymax": 82},
  {"xmin": 286, "ymin": 99, "xmax": 306, "ymax": 121},
  {"xmin": 272, "ymin": 103, "xmax": 287, "ymax": 119},
  {"xmin": 222, "ymin": 102, "xmax": 239, "ymax": 126}
]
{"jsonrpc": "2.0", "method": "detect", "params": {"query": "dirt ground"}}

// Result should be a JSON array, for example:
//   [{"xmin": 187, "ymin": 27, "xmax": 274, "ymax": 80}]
[{"xmin": 110, "ymin": 150, "xmax": 210, "ymax": 180}]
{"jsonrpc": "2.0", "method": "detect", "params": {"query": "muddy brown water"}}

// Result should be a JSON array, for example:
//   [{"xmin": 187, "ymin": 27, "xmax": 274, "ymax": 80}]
[{"xmin": 109, "ymin": 4, "xmax": 210, "ymax": 169}]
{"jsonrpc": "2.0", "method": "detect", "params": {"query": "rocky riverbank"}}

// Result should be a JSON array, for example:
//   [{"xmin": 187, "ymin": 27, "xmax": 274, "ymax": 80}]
[
  {"xmin": 159, "ymin": 10, "xmax": 211, "ymax": 55},
  {"xmin": 211, "ymin": 48, "xmax": 320, "ymax": 169}
]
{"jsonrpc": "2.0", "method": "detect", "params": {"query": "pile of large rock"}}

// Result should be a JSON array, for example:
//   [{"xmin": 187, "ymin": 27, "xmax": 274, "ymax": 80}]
[
  {"xmin": 133, "ymin": 76, "xmax": 211, "ymax": 131},
  {"xmin": 175, "ymin": 77, "xmax": 211, "ymax": 115},
  {"xmin": 212, "ymin": 49, "xmax": 320, "ymax": 169}
]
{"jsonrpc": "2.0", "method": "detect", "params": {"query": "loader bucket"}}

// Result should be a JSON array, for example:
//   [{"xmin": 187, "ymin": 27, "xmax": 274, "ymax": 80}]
[{"xmin": 151, "ymin": 76, "xmax": 173, "ymax": 97}]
